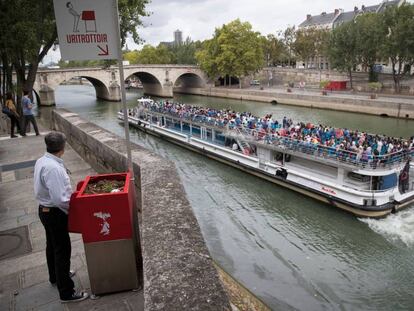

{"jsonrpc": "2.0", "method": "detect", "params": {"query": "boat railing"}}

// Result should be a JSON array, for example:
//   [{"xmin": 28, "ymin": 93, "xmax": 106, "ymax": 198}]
[
  {"xmin": 228, "ymin": 127, "xmax": 413, "ymax": 171},
  {"xmin": 143, "ymin": 107, "xmax": 229, "ymax": 131},
  {"xmin": 135, "ymin": 106, "xmax": 413, "ymax": 170}
]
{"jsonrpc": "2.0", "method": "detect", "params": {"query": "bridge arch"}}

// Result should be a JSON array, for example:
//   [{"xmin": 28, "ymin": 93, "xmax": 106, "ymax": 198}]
[
  {"xmin": 34, "ymin": 69, "xmax": 118, "ymax": 105},
  {"xmin": 126, "ymin": 71, "xmax": 163, "ymax": 97},
  {"xmin": 75, "ymin": 76, "xmax": 111, "ymax": 100},
  {"xmin": 173, "ymin": 72, "xmax": 206, "ymax": 91}
]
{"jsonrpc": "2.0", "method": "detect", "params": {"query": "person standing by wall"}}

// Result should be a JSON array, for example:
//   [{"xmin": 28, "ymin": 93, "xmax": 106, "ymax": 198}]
[
  {"xmin": 21, "ymin": 90, "xmax": 40, "ymax": 136},
  {"xmin": 34, "ymin": 132, "xmax": 88, "ymax": 303},
  {"xmin": 5, "ymin": 92, "xmax": 22, "ymax": 138}
]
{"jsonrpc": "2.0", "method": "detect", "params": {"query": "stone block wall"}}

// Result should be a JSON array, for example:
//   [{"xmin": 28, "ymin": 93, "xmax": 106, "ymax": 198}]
[{"xmin": 52, "ymin": 109, "xmax": 231, "ymax": 311}]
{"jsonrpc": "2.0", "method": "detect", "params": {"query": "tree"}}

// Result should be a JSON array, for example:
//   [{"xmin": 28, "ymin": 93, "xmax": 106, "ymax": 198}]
[
  {"xmin": 0, "ymin": 0, "xmax": 57, "ymax": 103},
  {"xmin": 195, "ymin": 39, "xmax": 220, "ymax": 81},
  {"xmin": 0, "ymin": 0, "xmax": 148, "ymax": 105},
  {"xmin": 354, "ymin": 13, "xmax": 385, "ymax": 82},
  {"xmin": 328, "ymin": 21, "xmax": 359, "ymax": 88},
  {"xmin": 135, "ymin": 45, "xmax": 174, "ymax": 64},
  {"xmin": 293, "ymin": 27, "xmax": 329, "ymax": 69},
  {"xmin": 263, "ymin": 34, "xmax": 288, "ymax": 66},
  {"xmin": 381, "ymin": 3, "xmax": 414, "ymax": 92},
  {"xmin": 196, "ymin": 19, "xmax": 264, "ymax": 87},
  {"xmin": 123, "ymin": 50, "xmax": 141, "ymax": 64},
  {"xmin": 281, "ymin": 26, "xmax": 296, "ymax": 67},
  {"xmin": 168, "ymin": 37, "xmax": 202, "ymax": 65}
]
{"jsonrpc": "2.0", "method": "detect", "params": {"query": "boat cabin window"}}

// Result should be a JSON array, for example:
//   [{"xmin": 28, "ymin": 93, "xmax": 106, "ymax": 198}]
[{"xmin": 375, "ymin": 173, "xmax": 397, "ymax": 191}]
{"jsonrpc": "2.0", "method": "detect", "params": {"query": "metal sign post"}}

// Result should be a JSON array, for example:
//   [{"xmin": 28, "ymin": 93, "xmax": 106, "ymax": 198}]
[
  {"xmin": 53, "ymin": 0, "xmax": 134, "ymax": 175},
  {"xmin": 112, "ymin": 0, "xmax": 134, "ymax": 175}
]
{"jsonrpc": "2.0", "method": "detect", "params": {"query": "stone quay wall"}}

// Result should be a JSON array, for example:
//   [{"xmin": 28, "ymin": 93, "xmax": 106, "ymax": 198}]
[
  {"xmin": 175, "ymin": 87, "xmax": 414, "ymax": 120},
  {"xmin": 52, "ymin": 108, "xmax": 231, "ymax": 311}
]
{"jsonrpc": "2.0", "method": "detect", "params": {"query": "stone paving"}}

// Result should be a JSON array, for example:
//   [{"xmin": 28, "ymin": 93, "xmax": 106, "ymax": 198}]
[{"xmin": 0, "ymin": 131, "xmax": 144, "ymax": 311}]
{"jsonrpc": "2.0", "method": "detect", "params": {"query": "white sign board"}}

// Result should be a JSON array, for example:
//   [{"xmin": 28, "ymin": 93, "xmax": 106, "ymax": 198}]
[{"xmin": 53, "ymin": 0, "xmax": 120, "ymax": 60}]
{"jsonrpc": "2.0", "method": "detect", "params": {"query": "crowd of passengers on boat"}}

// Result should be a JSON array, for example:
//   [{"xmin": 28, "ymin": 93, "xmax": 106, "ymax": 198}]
[{"xmin": 126, "ymin": 100, "xmax": 414, "ymax": 167}]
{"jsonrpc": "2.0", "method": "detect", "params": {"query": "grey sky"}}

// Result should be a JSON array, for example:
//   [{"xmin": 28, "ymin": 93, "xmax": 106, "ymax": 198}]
[
  {"xmin": 129, "ymin": 0, "xmax": 381, "ymax": 47},
  {"xmin": 45, "ymin": 0, "xmax": 384, "ymax": 63}
]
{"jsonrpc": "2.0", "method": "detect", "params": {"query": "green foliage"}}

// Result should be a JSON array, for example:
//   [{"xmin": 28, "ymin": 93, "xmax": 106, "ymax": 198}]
[
  {"xmin": 196, "ymin": 19, "xmax": 264, "ymax": 80},
  {"xmin": 118, "ymin": 0, "xmax": 150, "ymax": 46},
  {"xmin": 135, "ymin": 45, "xmax": 174, "ymax": 64},
  {"xmin": 121, "ymin": 38, "xmax": 202, "ymax": 65},
  {"xmin": 263, "ymin": 34, "xmax": 289, "ymax": 66},
  {"xmin": 328, "ymin": 21, "xmax": 358, "ymax": 87},
  {"xmin": 0, "ymin": 0, "xmax": 148, "ymax": 101},
  {"xmin": 168, "ymin": 38, "xmax": 202, "ymax": 64},
  {"xmin": 381, "ymin": 3, "xmax": 414, "ymax": 91},
  {"xmin": 195, "ymin": 39, "xmax": 220, "ymax": 78},
  {"xmin": 354, "ymin": 13, "xmax": 385, "ymax": 82},
  {"xmin": 281, "ymin": 26, "xmax": 296, "ymax": 66},
  {"xmin": 123, "ymin": 50, "xmax": 140, "ymax": 64},
  {"xmin": 293, "ymin": 27, "xmax": 330, "ymax": 68},
  {"xmin": 327, "ymin": 3, "xmax": 414, "ymax": 92},
  {"xmin": 368, "ymin": 82, "xmax": 382, "ymax": 92},
  {"xmin": 319, "ymin": 80, "xmax": 330, "ymax": 89}
]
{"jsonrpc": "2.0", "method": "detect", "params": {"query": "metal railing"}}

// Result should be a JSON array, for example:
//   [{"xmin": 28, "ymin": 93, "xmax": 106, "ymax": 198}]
[
  {"xmin": 135, "ymin": 106, "xmax": 413, "ymax": 170},
  {"xmin": 229, "ymin": 127, "xmax": 413, "ymax": 170}
]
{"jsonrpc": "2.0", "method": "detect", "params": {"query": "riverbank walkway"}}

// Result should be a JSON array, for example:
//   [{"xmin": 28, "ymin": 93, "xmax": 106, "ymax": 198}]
[{"xmin": 0, "ymin": 130, "xmax": 144, "ymax": 310}]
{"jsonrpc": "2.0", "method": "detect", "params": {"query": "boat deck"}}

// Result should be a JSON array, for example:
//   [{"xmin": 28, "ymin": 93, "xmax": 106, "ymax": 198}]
[{"xmin": 139, "ymin": 109, "xmax": 413, "ymax": 173}]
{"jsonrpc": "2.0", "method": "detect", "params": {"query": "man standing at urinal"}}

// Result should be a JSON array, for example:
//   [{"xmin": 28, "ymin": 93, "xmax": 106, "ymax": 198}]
[{"xmin": 34, "ymin": 132, "xmax": 88, "ymax": 303}]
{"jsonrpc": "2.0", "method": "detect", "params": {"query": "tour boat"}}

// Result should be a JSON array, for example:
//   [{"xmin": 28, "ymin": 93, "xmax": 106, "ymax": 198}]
[{"xmin": 118, "ymin": 98, "xmax": 414, "ymax": 218}]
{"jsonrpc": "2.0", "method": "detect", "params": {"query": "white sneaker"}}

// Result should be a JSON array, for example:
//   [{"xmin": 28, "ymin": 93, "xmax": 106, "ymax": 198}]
[{"xmin": 60, "ymin": 291, "xmax": 89, "ymax": 303}]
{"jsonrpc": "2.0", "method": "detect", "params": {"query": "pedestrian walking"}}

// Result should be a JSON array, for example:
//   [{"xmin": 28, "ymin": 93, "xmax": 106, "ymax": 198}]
[
  {"xmin": 21, "ymin": 90, "xmax": 40, "ymax": 136},
  {"xmin": 4, "ymin": 92, "xmax": 22, "ymax": 138},
  {"xmin": 34, "ymin": 132, "xmax": 88, "ymax": 303}
]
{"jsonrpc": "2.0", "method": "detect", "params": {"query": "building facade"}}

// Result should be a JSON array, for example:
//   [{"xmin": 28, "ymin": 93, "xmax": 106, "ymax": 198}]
[{"xmin": 296, "ymin": 0, "xmax": 405, "ymax": 70}]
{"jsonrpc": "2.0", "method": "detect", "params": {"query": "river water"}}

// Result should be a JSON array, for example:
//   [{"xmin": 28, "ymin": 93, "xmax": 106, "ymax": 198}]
[{"xmin": 51, "ymin": 85, "xmax": 414, "ymax": 310}]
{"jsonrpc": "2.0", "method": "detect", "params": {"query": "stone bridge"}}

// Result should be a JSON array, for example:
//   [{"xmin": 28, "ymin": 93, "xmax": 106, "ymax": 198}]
[{"xmin": 33, "ymin": 65, "xmax": 210, "ymax": 105}]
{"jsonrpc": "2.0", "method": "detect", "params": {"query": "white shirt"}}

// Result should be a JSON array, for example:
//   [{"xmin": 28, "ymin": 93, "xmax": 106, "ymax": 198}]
[{"xmin": 34, "ymin": 153, "xmax": 72, "ymax": 214}]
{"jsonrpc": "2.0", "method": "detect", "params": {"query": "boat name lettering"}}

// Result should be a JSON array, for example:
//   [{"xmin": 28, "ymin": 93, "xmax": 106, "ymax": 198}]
[{"xmin": 322, "ymin": 186, "xmax": 336, "ymax": 195}]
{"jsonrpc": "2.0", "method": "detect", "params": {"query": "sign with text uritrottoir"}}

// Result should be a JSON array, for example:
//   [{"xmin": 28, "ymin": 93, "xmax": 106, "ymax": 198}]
[{"xmin": 53, "ymin": 0, "xmax": 119, "ymax": 60}]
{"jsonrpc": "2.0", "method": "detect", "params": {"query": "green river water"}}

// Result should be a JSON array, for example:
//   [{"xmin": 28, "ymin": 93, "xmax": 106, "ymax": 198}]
[{"xmin": 45, "ymin": 85, "xmax": 414, "ymax": 311}]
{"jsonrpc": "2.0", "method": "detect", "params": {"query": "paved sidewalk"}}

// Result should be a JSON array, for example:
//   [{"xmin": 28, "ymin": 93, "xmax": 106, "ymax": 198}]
[{"xmin": 0, "ymin": 132, "xmax": 143, "ymax": 311}]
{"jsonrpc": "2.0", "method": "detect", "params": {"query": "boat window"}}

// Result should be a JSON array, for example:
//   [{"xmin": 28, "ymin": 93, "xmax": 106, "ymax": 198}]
[
  {"xmin": 274, "ymin": 152, "xmax": 283, "ymax": 162},
  {"xmin": 347, "ymin": 172, "xmax": 370, "ymax": 183},
  {"xmin": 207, "ymin": 129, "xmax": 212, "ymax": 140},
  {"xmin": 378, "ymin": 173, "xmax": 397, "ymax": 190}
]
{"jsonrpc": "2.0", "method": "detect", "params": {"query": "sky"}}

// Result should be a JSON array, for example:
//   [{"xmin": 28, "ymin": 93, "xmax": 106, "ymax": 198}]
[{"xmin": 43, "ymin": 0, "xmax": 385, "ymax": 64}]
